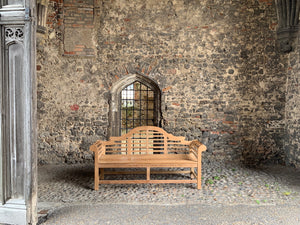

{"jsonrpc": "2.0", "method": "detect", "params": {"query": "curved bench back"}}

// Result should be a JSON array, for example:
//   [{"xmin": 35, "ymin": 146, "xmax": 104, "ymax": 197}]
[{"xmin": 105, "ymin": 126, "xmax": 191, "ymax": 155}]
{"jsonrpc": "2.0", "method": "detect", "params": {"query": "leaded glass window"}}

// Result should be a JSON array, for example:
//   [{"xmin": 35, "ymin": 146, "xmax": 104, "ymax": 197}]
[{"xmin": 120, "ymin": 81, "xmax": 155, "ymax": 135}]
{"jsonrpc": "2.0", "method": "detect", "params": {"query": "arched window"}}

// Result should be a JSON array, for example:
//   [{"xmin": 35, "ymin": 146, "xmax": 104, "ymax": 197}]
[
  {"xmin": 121, "ymin": 81, "xmax": 155, "ymax": 135},
  {"xmin": 110, "ymin": 74, "xmax": 161, "ymax": 137}
]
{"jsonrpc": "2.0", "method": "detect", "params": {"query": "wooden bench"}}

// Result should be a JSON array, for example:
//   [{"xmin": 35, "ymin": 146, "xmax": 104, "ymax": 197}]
[{"xmin": 90, "ymin": 126, "xmax": 207, "ymax": 190}]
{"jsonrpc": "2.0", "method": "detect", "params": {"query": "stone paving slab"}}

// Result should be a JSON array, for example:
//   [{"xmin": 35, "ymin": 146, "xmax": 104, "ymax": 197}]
[{"xmin": 38, "ymin": 160, "xmax": 300, "ymax": 207}]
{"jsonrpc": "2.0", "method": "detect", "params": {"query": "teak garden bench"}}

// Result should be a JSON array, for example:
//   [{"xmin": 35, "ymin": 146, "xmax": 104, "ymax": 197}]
[{"xmin": 90, "ymin": 126, "xmax": 207, "ymax": 190}]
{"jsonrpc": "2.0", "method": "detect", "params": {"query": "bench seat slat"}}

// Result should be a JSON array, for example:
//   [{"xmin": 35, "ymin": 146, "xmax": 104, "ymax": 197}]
[
  {"xmin": 100, "ymin": 154, "xmax": 197, "ymax": 161},
  {"xmin": 99, "ymin": 154, "xmax": 197, "ymax": 168},
  {"xmin": 99, "ymin": 180, "xmax": 197, "ymax": 184},
  {"xmin": 99, "ymin": 163, "xmax": 197, "ymax": 168}
]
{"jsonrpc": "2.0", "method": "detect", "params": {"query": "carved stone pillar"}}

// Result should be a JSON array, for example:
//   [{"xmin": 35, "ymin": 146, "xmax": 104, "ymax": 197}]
[
  {"xmin": 275, "ymin": 0, "xmax": 300, "ymax": 53},
  {"xmin": 0, "ymin": 0, "xmax": 37, "ymax": 224},
  {"xmin": 37, "ymin": 0, "xmax": 48, "ymax": 33}
]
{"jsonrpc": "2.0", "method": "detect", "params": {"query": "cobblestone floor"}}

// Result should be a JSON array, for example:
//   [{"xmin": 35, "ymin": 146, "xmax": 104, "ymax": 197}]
[{"xmin": 38, "ymin": 158, "xmax": 300, "ymax": 208}]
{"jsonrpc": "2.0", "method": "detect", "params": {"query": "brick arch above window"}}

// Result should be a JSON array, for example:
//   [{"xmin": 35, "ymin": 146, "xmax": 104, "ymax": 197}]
[{"xmin": 109, "ymin": 74, "xmax": 162, "ymax": 137}]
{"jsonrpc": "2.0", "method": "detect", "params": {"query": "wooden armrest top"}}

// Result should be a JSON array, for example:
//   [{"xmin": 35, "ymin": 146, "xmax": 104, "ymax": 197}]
[
  {"xmin": 90, "ymin": 140, "xmax": 104, "ymax": 153},
  {"xmin": 189, "ymin": 140, "xmax": 207, "ymax": 152}
]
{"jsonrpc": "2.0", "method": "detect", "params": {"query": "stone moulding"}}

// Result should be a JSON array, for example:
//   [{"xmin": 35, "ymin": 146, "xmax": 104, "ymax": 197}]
[{"xmin": 5, "ymin": 26, "xmax": 24, "ymax": 44}]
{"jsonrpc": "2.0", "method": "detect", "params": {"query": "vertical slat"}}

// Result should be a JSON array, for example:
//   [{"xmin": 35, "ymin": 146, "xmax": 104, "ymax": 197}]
[
  {"xmin": 139, "ymin": 83, "xmax": 142, "ymax": 126},
  {"xmin": 164, "ymin": 137, "xmax": 168, "ymax": 154},
  {"xmin": 146, "ymin": 167, "xmax": 150, "ymax": 180},
  {"xmin": 145, "ymin": 129, "xmax": 148, "ymax": 154},
  {"xmin": 127, "ymin": 137, "xmax": 132, "ymax": 155}
]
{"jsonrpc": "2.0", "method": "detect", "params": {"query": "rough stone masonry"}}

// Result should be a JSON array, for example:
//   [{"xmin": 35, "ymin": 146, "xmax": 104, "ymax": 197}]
[
  {"xmin": 285, "ymin": 33, "xmax": 300, "ymax": 167},
  {"xmin": 36, "ymin": 0, "xmax": 299, "ymax": 167}
]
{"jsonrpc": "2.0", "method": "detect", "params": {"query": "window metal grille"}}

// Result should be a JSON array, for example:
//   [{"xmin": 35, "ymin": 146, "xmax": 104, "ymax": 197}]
[{"xmin": 120, "ymin": 81, "xmax": 155, "ymax": 135}]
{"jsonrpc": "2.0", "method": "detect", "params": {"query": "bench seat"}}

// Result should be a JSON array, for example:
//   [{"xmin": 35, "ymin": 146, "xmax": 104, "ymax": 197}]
[{"xmin": 98, "ymin": 154, "xmax": 198, "ymax": 168}]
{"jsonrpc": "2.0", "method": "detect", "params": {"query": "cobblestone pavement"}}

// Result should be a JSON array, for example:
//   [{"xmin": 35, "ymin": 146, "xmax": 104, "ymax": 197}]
[{"xmin": 38, "ymin": 159, "xmax": 300, "ymax": 224}]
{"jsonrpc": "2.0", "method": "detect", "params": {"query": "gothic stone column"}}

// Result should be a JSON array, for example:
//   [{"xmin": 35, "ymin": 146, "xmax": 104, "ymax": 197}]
[{"xmin": 0, "ymin": 0, "xmax": 37, "ymax": 224}]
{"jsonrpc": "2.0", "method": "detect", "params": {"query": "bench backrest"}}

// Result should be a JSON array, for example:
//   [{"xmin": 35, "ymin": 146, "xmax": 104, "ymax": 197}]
[{"xmin": 104, "ymin": 126, "xmax": 191, "ymax": 155}]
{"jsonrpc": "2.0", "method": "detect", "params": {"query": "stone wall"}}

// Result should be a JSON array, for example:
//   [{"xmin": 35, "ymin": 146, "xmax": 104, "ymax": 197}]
[
  {"xmin": 37, "ymin": 0, "xmax": 288, "ymax": 165},
  {"xmin": 285, "ymin": 32, "xmax": 300, "ymax": 167}
]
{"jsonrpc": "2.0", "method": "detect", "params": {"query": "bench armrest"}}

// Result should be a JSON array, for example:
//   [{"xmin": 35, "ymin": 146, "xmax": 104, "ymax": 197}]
[
  {"xmin": 90, "ymin": 140, "xmax": 105, "ymax": 159},
  {"xmin": 189, "ymin": 140, "xmax": 207, "ymax": 159}
]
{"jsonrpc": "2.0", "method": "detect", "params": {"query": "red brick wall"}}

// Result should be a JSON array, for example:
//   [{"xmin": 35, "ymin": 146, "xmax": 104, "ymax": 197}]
[{"xmin": 47, "ymin": 0, "xmax": 95, "ymax": 56}]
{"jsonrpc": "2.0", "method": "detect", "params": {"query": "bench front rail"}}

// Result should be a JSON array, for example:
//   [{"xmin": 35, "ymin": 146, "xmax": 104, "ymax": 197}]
[{"xmin": 90, "ymin": 126, "xmax": 206, "ymax": 190}]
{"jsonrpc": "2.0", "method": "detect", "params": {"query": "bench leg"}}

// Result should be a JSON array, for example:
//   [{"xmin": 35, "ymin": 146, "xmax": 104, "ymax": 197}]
[
  {"xmin": 197, "ymin": 165, "xmax": 202, "ymax": 190},
  {"xmin": 95, "ymin": 166, "xmax": 99, "ymax": 191}
]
